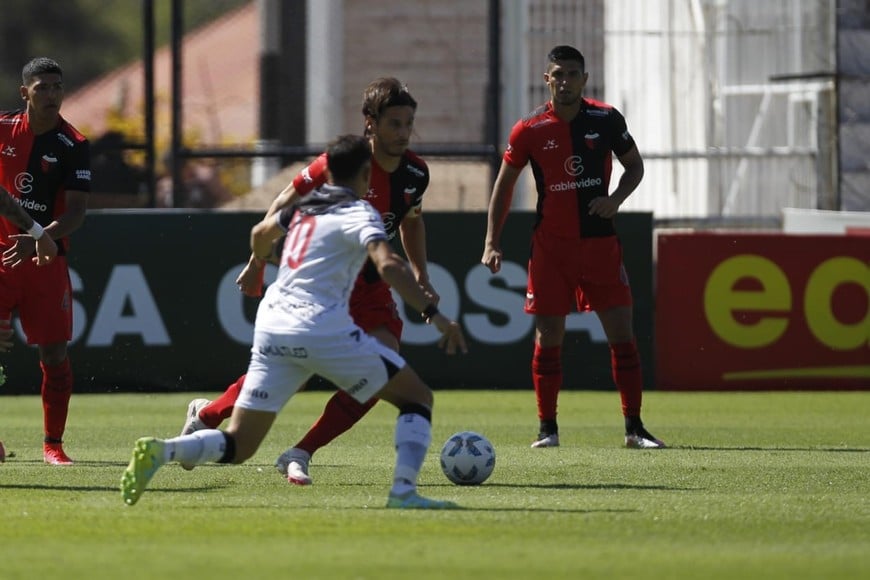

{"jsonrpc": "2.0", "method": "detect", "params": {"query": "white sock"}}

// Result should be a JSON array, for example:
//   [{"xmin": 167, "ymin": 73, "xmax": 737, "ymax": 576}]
[
  {"xmin": 164, "ymin": 429, "xmax": 228, "ymax": 466},
  {"xmin": 390, "ymin": 413, "xmax": 432, "ymax": 497}
]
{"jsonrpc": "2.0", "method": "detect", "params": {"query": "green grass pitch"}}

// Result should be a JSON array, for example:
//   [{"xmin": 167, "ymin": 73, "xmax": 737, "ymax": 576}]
[{"xmin": 1, "ymin": 390, "xmax": 868, "ymax": 579}]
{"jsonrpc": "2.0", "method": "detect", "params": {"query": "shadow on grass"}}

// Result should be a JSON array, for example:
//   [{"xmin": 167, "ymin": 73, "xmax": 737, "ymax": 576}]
[
  {"xmin": 481, "ymin": 482, "xmax": 697, "ymax": 491},
  {"xmin": 671, "ymin": 445, "xmax": 870, "ymax": 452},
  {"xmin": 0, "ymin": 483, "xmax": 228, "ymax": 493},
  {"xmin": 403, "ymin": 507, "xmax": 639, "ymax": 514},
  {"xmin": 0, "ymin": 459, "xmax": 132, "ymax": 467},
  {"xmin": 331, "ymin": 480, "xmax": 697, "ymax": 492},
  {"xmin": 0, "ymin": 459, "xmax": 259, "ymax": 467}
]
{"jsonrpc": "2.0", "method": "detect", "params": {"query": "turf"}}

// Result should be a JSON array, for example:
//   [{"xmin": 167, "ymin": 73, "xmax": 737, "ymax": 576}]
[{"xmin": 1, "ymin": 390, "xmax": 867, "ymax": 579}]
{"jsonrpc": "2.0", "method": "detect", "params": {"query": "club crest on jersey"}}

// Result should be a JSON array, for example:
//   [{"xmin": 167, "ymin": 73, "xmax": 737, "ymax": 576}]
[
  {"xmin": 41, "ymin": 154, "xmax": 58, "ymax": 173},
  {"xmin": 2, "ymin": 145, "xmax": 15, "ymax": 157},
  {"xmin": 584, "ymin": 132, "xmax": 600, "ymax": 150}
]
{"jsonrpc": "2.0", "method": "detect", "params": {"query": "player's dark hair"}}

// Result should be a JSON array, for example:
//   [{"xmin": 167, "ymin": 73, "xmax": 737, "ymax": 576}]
[
  {"xmin": 361, "ymin": 77, "xmax": 417, "ymax": 136},
  {"xmin": 326, "ymin": 134, "xmax": 372, "ymax": 183},
  {"xmin": 22, "ymin": 57, "xmax": 63, "ymax": 84},
  {"xmin": 547, "ymin": 45, "xmax": 585, "ymax": 71}
]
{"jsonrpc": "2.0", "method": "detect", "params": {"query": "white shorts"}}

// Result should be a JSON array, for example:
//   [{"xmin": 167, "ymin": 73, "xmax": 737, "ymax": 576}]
[{"xmin": 236, "ymin": 326, "xmax": 407, "ymax": 413}]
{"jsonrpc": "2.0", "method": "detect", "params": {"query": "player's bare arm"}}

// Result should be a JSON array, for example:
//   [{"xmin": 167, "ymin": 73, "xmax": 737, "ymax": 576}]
[
  {"xmin": 0, "ymin": 186, "xmax": 59, "ymax": 267},
  {"xmin": 236, "ymin": 182, "xmax": 303, "ymax": 296},
  {"xmin": 482, "ymin": 161, "xmax": 522, "ymax": 273},
  {"xmin": 588, "ymin": 145, "xmax": 644, "ymax": 219},
  {"xmin": 44, "ymin": 189, "xmax": 88, "ymax": 240},
  {"xmin": 32, "ymin": 189, "xmax": 87, "ymax": 264},
  {"xmin": 0, "ymin": 186, "xmax": 38, "ymax": 230},
  {"xmin": 368, "ymin": 239, "xmax": 467, "ymax": 355},
  {"xmin": 249, "ymin": 212, "xmax": 286, "ymax": 262},
  {"xmin": 235, "ymin": 239, "xmax": 282, "ymax": 297},
  {"xmin": 265, "ymin": 182, "xmax": 303, "ymax": 219},
  {"xmin": 398, "ymin": 212, "xmax": 439, "ymax": 304}
]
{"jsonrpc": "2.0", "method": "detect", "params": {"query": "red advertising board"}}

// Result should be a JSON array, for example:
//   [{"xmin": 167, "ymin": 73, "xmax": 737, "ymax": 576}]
[{"xmin": 656, "ymin": 233, "xmax": 869, "ymax": 390}]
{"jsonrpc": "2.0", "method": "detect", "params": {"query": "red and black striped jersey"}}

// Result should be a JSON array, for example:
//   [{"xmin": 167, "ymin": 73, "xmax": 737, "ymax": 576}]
[
  {"xmin": 292, "ymin": 149, "xmax": 429, "ymax": 241},
  {"xmin": 504, "ymin": 98, "xmax": 635, "ymax": 238},
  {"xmin": 0, "ymin": 110, "xmax": 90, "ymax": 253},
  {"xmin": 291, "ymin": 148, "xmax": 429, "ymax": 283}
]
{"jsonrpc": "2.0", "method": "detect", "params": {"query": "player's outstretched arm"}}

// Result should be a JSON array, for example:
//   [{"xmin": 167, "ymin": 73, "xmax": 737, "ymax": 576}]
[{"xmin": 369, "ymin": 239, "xmax": 467, "ymax": 355}]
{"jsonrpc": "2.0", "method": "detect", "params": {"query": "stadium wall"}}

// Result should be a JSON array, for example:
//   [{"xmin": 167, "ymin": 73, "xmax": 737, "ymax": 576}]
[{"xmin": 1, "ymin": 211, "xmax": 653, "ymax": 394}]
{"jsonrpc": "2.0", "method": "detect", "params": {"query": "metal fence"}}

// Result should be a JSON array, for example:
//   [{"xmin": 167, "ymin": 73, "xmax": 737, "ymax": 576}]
[
  {"xmin": 100, "ymin": 0, "xmax": 847, "ymax": 220},
  {"xmin": 601, "ymin": 0, "xmax": 837, "ymax": 220}
]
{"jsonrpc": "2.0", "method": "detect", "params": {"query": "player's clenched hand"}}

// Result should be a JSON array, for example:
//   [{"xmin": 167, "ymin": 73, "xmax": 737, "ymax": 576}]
[
  {"xmin": 430, "ymin": 314, "xmax": 468, "ymax": 355},
  {"xmin": 588, "ymin": 196, "xmax": 621, "ymax": 219},
  {"xmin": 481, "ymin": 244, "xmax": 502, "ymax": 274}
]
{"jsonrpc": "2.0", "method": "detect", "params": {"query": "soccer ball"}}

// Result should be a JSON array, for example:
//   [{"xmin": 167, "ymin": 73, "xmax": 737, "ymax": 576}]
[{"xmin": 439, "ymin": 431, "xmax": 496, "ymax": 485}]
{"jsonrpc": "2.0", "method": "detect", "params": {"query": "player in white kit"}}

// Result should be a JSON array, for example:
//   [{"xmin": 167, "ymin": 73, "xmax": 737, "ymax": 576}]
[{"xmin": 121, "ymin": 135, "xmax": 467, "ymax": 509}]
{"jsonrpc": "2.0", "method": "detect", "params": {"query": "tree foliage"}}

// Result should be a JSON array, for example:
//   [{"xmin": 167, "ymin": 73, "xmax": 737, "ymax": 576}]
[{"xmin": 0, "ymin": 0, "xmax": 249, "ymax": 110}]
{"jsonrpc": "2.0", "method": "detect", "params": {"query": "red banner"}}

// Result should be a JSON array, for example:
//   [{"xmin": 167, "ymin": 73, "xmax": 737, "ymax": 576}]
[{"xmin": 656, "ymin": 233, "xmax": 870, "ymax": 390}]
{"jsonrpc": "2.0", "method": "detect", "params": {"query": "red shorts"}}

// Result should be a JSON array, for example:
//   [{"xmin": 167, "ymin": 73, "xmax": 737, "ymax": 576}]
[
  {"xmin": 349, "ymin": 277, "xmax": 403, "ymax": 341},
  {"xmin": 525, "ymin": 231, "xmax": 632, "ymax": 316},
  {"xmin": 0, "ymin": 256, "xmax": 73, "ymax": 345}
]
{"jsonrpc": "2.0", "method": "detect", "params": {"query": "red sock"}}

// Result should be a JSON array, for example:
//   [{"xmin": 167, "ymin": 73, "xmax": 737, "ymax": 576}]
[
  {"xmin": 611, "ymin": 340, "xmax": 643, "ymax": 417},
  {"xmin": 199, "ymin": 374, "xmax": 245, "ymax": 427},
  {"xmin": 41, "ymin": 357, "xmax": 73, "ymax": 442},
  {"xmin": 294, "ymin": 390, "xmax": 378, "ymax": 455},
  {"xmin": 532, "ymin": 344, "xmax": 561, "ymax": 421}
]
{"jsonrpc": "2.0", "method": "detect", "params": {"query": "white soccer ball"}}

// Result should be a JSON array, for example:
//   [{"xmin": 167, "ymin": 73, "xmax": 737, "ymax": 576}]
[{"xmin": 439, "ymin": 431, "xmax": 496, "ymax": 485}]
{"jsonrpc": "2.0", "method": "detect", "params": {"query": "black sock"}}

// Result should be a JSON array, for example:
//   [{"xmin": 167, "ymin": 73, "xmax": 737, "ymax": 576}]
[
  {"xmin": 539, "ymin": 419, "xmax": 558, "ymax": 436},
  {"xmin": 625, "ymin": 416, "xmax": 643, "ymax": 434}
]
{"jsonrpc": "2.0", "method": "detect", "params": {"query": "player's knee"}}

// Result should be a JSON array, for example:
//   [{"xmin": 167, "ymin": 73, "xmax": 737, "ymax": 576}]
[{"xmin": 378, "ymin": 369, "xmax": 433, "ymax": 409}]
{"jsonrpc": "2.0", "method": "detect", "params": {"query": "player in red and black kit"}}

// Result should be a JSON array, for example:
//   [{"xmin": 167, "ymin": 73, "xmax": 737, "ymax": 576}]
[
  {"xmin": 0, "ymin": 57, "xmax": 90, "ymax": 465},
  {"xmin": 179, "ymin": 77, "xmax": 440, "ymax": 483},
  {"xmin": 482, "ymin": 45, "xmax": 665, "ymax": 450}
]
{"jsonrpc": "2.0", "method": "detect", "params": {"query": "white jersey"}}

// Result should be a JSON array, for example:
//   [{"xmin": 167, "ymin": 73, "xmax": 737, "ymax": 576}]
[{"xmin": 256, "ymin": 185, "xmax": 387, "ymax": 334}]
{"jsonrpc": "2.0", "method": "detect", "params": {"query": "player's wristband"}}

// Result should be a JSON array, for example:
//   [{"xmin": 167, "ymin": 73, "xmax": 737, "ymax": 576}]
[
  {"xmin": 27, "ymin": 222, "xmax": 45, "ymax": 240},
  {"xmin": 421, "ymin": 303, "xmax": 439, "ymax": 323}
]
